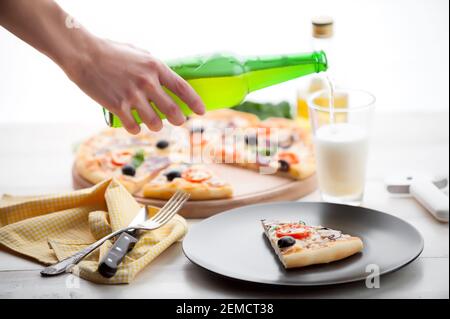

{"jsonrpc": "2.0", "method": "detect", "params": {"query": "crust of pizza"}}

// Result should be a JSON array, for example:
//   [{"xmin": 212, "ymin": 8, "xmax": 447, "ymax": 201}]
[
  {"xmin": 279, "ymin": 237, "xmax": 363, "ymax": 268},
  {"xmin": 143, "ymin": 179, "xmax": 233, "ymax": 200},
  {"xmin": 142, "ymin": 165, "xmax": 233, "ymax": 200},
  {"xmin": 282, "ymin": 160, "xmax": 316, "ymax": 180},
  {"xmin": 75, "ymin": 147, "xmax": 109, "ymax": 185},
  {"xmin": 75, "ymin": 159, "xmax": 107, "ymax": 185}
]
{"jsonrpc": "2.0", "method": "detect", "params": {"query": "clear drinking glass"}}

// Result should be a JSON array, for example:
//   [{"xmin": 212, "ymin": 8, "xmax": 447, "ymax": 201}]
[{"xmin": 308, "ymin": 88, "xmax": 376, "ymax": 206}]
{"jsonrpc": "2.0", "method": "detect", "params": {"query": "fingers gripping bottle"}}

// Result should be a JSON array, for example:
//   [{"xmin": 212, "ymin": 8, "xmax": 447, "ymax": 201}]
[{"xmin": 104, "ymin": 51, "xmax": 328, "ymax": 127}]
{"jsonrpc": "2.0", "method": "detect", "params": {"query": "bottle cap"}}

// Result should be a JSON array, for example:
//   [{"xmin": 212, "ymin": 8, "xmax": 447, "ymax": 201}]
[{"xmin": 312, "ymin": 16, "xmax": 334, "ymax": 38}]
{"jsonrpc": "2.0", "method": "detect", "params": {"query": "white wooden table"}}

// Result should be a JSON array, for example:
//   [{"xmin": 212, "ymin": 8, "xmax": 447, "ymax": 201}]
[{"xmin": 0, "ymin": 112, "xmax": 448, "ymax": 299}]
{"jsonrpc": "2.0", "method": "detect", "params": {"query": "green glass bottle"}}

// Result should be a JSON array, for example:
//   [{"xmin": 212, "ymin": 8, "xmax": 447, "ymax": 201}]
[{"xmin": 104, "ymin": 51, "xmax": 328, "ymax": 127}]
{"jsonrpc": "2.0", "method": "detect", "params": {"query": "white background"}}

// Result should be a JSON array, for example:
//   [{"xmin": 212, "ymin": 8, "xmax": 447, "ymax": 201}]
[{"xmin": 0, "ymin": 0, "xmax": 449, "ymax": 124}]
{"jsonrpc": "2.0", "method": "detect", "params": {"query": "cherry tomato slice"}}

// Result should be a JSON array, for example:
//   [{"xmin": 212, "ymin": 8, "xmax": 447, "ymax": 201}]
[
  {"xmin": 278, "ymin": 151, "xmax": 300, "ymax": 164},
  {"xmin": 181, "ymin": 168, "xmax": 212, "ymax": 183},
  {"xmin": 276, "ymin": 224, "xmax": 310, "ymax": 239},
  {"xmin": 111, "ymin": 151, "xmax": 133, "ymax": 166}
]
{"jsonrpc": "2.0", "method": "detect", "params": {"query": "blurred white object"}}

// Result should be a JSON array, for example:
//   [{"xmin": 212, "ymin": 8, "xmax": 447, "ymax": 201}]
[{"xmin": 386, "ymin": 174, "xmax": 449, "ymax": 222}]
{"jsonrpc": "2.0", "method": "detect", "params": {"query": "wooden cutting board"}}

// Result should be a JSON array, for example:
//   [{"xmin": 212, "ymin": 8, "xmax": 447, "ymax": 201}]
[{"xmin": 72, "ymin": 164, "xmax": 317, "ymax": 218}]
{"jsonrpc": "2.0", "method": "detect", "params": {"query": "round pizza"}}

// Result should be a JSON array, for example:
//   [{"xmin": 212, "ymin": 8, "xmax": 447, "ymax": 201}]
[{"xmin": 74, "ymin": 109, "xmax": 315, "ymax": 200}]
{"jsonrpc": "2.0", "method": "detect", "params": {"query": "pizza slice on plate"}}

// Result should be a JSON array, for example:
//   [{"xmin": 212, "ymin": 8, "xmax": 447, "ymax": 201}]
[
  {"xmin": 142, "ymin": 163, "xmax": 233, "ymax": 200},
  {"xmin": 262, "ymin": 220, "xmax": 363, "ymax": 269}
]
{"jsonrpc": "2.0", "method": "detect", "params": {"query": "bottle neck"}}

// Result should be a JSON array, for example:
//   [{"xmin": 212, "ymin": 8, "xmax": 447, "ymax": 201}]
[{"xmin": 244, "ymin": 51, "xmax": 328, "ymax": 92}]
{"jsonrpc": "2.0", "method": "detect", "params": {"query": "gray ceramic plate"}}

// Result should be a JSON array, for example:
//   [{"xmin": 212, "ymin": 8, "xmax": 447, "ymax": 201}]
[{"xmin": 182, "ymin": 202, "xmax": 424, "ymax": 286}]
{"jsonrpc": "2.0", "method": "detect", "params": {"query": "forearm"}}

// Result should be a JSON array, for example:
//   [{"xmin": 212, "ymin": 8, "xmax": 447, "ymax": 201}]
[
  {"xmin": 0, "ymin": 0, "xmax": 97, "ymax": 76},
  {"xmin": 0, "ymin": 0, "xmax": 204, "ymax": 133}
]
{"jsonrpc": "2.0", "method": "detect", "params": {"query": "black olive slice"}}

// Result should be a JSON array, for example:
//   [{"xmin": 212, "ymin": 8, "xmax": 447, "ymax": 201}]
[
  {"xmin": 278, "ymin": 159, "xmax": 290, "ymax": 172},
  {"xmin": 277, "ymin": 236, "xmax": 296, "ymax": 248},
  {"xmin": 164, "ymin": 170, "xmax": 182, "ymax": 182},
  {"xmin": 156, "ymin": 140, "xmax": 169, "ymax": 149},
  {"xmin": 121, "ymin": 164, "xmax": 136, "ymax": 176}
]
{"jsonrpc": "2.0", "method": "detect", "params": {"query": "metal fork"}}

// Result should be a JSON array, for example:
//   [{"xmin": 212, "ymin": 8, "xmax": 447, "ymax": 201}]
[{"xmin": 40, "ymin": 190, "xmax": 190, "ymax": 276}]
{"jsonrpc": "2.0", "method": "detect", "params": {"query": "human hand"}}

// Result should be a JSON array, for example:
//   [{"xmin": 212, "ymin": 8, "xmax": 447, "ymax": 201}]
[
  {"xmin": 65, "ymin": 39, "xmax": 205, "ymax": 134},
  {"xmin": 1, "ymin": 0, "xmax": 205, "ymax": 134}
]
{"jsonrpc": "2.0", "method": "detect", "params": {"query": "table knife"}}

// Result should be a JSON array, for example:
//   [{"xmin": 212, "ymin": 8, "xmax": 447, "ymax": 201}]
[{"xmin": 98, "ymin": 206, "xmax": 150, "ymax": 278}]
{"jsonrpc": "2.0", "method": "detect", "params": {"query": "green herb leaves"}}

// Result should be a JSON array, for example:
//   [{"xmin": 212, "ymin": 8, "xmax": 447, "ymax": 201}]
[
  {"xmin": 232, "ymin": 100, "xmax": 293, "ymax": 120},
  {"xmin": 131, "ymin": 149, "xmax": 145, "ymax": 168}
]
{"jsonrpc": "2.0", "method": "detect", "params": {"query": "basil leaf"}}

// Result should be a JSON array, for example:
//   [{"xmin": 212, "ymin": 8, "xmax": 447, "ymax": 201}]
[
  {"xmin": 232, "ymin": 100, "xmax": 293, "ymax": 120},
  {"xmin": 131, "ymin": 149, "xmax": 145, "ymax": 168}
]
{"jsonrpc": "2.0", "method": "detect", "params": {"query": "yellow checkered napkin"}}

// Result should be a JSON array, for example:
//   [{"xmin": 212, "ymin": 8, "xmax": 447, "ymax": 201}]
[{"xmin": 0, "ymin": 179, "xmax": 187, "ymax": 284}]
